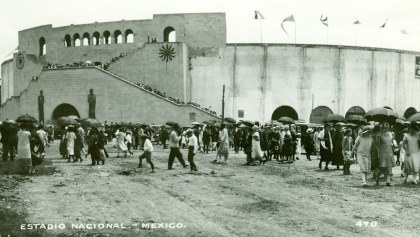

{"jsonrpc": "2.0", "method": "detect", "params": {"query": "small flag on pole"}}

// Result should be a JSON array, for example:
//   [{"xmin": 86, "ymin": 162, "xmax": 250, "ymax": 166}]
[
  {"xmin": 281, "ymin": 14, "xmax": 295, "ymax": 34},
  {"xmin": 380, "ymin": 19, "xmax": 388, "ymax": 28},
  {"xmin": 353, "ymin": 20, "xmax": 361, "ymax": 25},
  {"xmin": 254, "ymin": 10, "xmax": 264, "ymax": 20},
  {"xmin": 320, "ymin": 15, "xmax": 328, "ymax": 26}
]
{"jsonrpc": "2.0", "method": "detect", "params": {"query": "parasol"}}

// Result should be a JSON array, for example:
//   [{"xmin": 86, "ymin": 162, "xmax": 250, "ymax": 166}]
[
  {"xmin": 278, "ymin": 117, "xmax": 295, "ymax": 124},
  {"xmin": 81, "ymin": 118, "xmax": 102, "ymax": 128},
  {"xmin": 224, "ymin": 117, "xmax": 236, "ymax": 124},
  {"xmin": 323, "ymin": 114, "xmax": 346, "ymax": 124},
  {"xmin": 365, "ymin": 108, "xmax": 398, "ymax": 123},
  {"xmin": 346, "ymin": 115, "xmax": 367, "ymax": 125},
  {"xmin": 16, "ymin": 114, "xmax": 38, "ymax": 124},
  {"xmin": 407, "ymin": 112, "xmax": 420, "ymax": 122}
]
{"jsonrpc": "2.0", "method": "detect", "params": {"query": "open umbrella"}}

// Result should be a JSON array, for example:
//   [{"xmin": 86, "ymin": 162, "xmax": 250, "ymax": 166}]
[
  {"xmin": 365, "ymin": 108, "xmax": 398, "ymax": 123},
  {"xmin": 191, "ymin": 122, "xmax": 200, "ymax": 126},
  {"xmin": 59, "ymin": 117, "xmax": 78, "ymax": 126},
  {"xmin": 346, "ymin": 115, "xmax": 367, "ymax": 125},
  {"xmin": 224, "ymin": 117, "xmax": 236, "ymax": 124},
  {"xmin": 81, "ymin": 118, "xmax": 102, "ymax": 128},
  {"xmin": 323, "ymin": 114, "xmax": 346, "ymax": 124},
  {"xmin": 278, "ymin": 117, "xmax": 295, "ymax": 124},
  {"xmin": 3, "ymin": 119, "xmax": 18, "ymax": 126},
  {"xmin": 202, "ymin": 120, "xmax": 214, "ymax": 126},
  {"xmin": 16, "ymin": 114, "xmax": 37, "ymax": 124},
  {"xmin": 407, "ymin": 113, "xmax": 420, "ymax": 122},
  {"xmin": 67, "ymin": 115, "xmax": 80, "ymax": 121},
  {"xmin": 241, "ymin": 120, "xmax": 254, "ymax": 127}
]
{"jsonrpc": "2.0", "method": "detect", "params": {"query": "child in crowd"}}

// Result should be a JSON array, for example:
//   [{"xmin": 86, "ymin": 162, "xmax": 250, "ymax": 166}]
[{"xmin": 342, "ymin": 129, "xmax": 353, "ymax": 175}]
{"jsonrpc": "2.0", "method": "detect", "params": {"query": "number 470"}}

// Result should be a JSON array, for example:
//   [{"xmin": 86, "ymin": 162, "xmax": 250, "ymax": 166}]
[{"xmin": 355, "ymin": 221, "xmax": 378, "ymax": 227}]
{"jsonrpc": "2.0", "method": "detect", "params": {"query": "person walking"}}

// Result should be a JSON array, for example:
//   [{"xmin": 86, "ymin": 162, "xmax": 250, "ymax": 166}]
[
  {"xmin": 233, "ymin": 126, "xmax": 242, "ymax": 154},
  {"xmin": 402, "ymin": 122, "xmax": 420, "ymax": 184},
  {"xmin": 168, "ymin": 124, "xmax": 188, "ymax": 170},
  {"xmin": 352, "ymin": 126, "xmax": 373, "ymax": 186},
  {"xmin": 302, "ymin": 128, "xmax": 315, "ymax": 161},
  {"xmin": 187, "ymin": 129, "xmax": 199, "ymax": 172},
  {"xmin": 216, "ymin": 123, "xmax": 230, "ymax": 164},
  {"xmin": 202, "ymin": 126, "xmax": 212, "ymax": 154},
  {"xmin": 318, "ymin": 124, "xmax": 333, "ymax": 170},
  {"xmin": 342, "ymin": 129, "xmax": 353, "ymax": 175},
  {"xmin": 17, "ymin": 124, "xmax": 33, "ymax": 175},
  {"xmin": 138, "ymin": 134, "xmax": 155, "ymax": 172},
  {"xmin": 332, "ymin": 123, "xmax": 344, "ymax": 170},
  {"xmin": 251, "ymin": 125, "xmax": 265, "ymax": 164},
  {"xmin": 66, "ymin": 126, "xmax": 76, "ymax": 163},
  {"xmin": 374, "ymin": 122, "xmax": 396, "ymax": 186},
  {"xmin": 116, "ymin": 128, "xmax": 128, "ymax": 158}
]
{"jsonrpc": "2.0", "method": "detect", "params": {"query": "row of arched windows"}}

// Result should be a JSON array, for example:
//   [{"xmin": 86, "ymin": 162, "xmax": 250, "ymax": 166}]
[
  {"xmin": 64, "ymin": 29, "xmax": 134, "ymax": 47},
  {"xmin": 37, "ymin": 26, "xmax": 177, "ymax": 55}
]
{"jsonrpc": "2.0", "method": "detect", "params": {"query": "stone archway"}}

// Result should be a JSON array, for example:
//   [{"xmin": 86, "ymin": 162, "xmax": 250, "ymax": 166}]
[
  {"xmin": 310, "ymin": 106, "xmax": 333, "ymax": 124},
  {"xmin": 51, "ymin": 103, "xmax": 80, "ymax": 121},
  {"xmin": 271, "ymin": 105, "xmax": 298, "ymax": 121},
  {"xmin": 345, "ymin": 106, "xmax": 366, "ymax": 118}
]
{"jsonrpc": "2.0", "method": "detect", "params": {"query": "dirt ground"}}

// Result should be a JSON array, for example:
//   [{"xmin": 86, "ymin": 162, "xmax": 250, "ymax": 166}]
[{"xmin": 2, "ymin": 140, "xmax": 420, "ymax": 237}]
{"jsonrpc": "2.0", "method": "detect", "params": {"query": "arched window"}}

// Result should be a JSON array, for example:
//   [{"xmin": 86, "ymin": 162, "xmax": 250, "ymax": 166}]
[
  {"xmin": 74, "ymin": 33, "xmax": 81, "ymax": 46},
  {"xmin": 114, "ymin": 30, "xmax": 122, "ymax": 44},
  {"xmin": 309, "ymin": 106, "xmax": 333, "ymax": 124},
  {"xmin": 345, "ymin": 106, "xmax": 366, "ymax": 118},
  {"xmin": 83, "ymin": 32, "xmax": 90, "ymax": 46},
  {"xmin": 39, "ymin": 37, "xmax": 46, "ymax": 56},
  {"xmin": 271, "ymin": 105, "xmax": 299, "ymax": 121},
  {"xmin": 64, "ymin": 34, "xmax": 71, "ymax": 47},
  {"xmin": 125, "ymin": 29, "xmax": 134, "ymax": 43},
  {"xmin": 93, "ymin": 32, "xmax": 100, "ymax": 45},
  {"xmin": 404, "ymin": 107, "xmax": 417, "ymax": 119},
  {"xmin": 164, "ymin": 26, "xmax": 176, "ymax": 42},
  {"xmin": 103, "ymin": 31, "xmax": 111, "ymax": 44}
]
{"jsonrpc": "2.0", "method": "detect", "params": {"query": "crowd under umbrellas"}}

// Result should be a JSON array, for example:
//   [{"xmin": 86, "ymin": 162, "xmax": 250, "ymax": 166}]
[{"xmin": 1, "ymin": 108, "xmax": 420, "ymax": 188}]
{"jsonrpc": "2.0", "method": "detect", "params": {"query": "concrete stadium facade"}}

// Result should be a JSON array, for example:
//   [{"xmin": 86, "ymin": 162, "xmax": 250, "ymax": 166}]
[{"xmin": 1, "ymin": 12, "xmax": 419, "ymax": 124}]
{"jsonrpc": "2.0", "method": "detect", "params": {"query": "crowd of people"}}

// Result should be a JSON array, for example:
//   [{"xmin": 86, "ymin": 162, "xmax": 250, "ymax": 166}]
[{"xmin": 2, "ymin": 116, "xmax": 419, "ymax": 187}]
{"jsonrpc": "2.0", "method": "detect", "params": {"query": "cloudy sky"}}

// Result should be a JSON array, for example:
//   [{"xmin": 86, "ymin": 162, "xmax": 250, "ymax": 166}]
[{"xmin": 1, "ymin": 0, "xmax": 420, "ymax": 63}]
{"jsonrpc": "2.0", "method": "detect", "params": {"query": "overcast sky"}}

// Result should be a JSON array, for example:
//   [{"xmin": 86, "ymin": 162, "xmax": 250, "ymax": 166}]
[{"xmin": 1, "ymin": 0, "xmax": 420, "ymax": 63}]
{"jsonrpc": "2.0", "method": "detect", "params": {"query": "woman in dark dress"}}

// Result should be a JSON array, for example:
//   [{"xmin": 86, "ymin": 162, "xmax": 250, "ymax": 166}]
[
  {"xmin": 302, "ymin": 128, "xmax": 315, "ymax": 161},
  {"xmin": 332, "ymin": 123, "xmax": 344, "ymax": 169}
]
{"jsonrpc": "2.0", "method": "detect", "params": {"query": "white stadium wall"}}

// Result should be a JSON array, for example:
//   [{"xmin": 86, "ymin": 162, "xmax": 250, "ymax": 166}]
[{"xmin": 190, "ymin": 44, "xmax": 420, "ymax": 123}]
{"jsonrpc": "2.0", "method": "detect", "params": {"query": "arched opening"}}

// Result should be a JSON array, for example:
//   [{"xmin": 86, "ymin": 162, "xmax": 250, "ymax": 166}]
[
  {"xmin": 271, "ymin": 105, "xmax": 298, "ymax": 121},
  {"xmin": 164, "ymin": 26, "xmax": 176, "ymax": 42},
  {"xmin": 404, "ymin": 107, "xmax": 417, "ymax": 119},
  {"xmin": 310, "ymin": 106, "xmax": 333, "ymax": 124},
  {"xmin": 125, "ymin": 29, "xmax": 134, "ymax": 43},
  {"xmin": 103, "ymin": 31, "xmax": 111, "ymax": 44},
  {"xmin": 39, "ymin": 37, "xmax": 46, "ymax": 56},
  {"xmin": 93, "ymin": 32, "xmax": 100, "ymax": 45},
  {"xmin": 74, "ymin": 33, "xmax": 81, "ymax": 46},
  {"xmin": 82, "ymin": 32, "xmax": 90, "ymax": 46},
  {"xmin": 64, "ymin": 34, "xmax": 71, "ymax": 47},
  {"xmin": 345, "ymin": 106, "xmax": 366, "ymax": 118},
  {"xmin": 51, "ymin": 103, "xmax": 80, "ymax": 121},
  {"xmin": 114, "ymin": 30, "xmax": 122, "ymax": 44}
]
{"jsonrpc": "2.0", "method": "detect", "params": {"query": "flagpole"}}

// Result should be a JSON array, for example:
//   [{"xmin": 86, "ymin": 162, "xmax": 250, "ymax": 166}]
[
  {"xmin": 294, "ymin": 23, "xmax": 297, "ymax": 44},
  {"xmin": 327, "ymin": 27, "xmax": 329, "ymax": 44},
  {"xmin": 355, "ymin": 27, "xmax": 358, "ymax": 46},
  {"xmin": 259, "ymin": 20, "xmax": 263, "ymax": 44}
]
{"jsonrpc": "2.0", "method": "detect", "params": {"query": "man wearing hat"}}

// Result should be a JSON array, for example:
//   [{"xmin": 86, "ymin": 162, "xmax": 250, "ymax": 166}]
[
  {"xmin": 186, "ymin": 129, "xmax": 199, "ymax": 172},
  {"xmin": 138, "ymin": 134, "xmax": 155, "ymax": 172},
  {"xmin": 270, "ymin": 126, "xmax": 282, "ymax": 161},
  {"xmin": 168, "ymin": 124, "xmax": 188, "ymax": 170},
  {"xmin": 318, "ymin": 124, "xmax": 333, "ymax": 170}
]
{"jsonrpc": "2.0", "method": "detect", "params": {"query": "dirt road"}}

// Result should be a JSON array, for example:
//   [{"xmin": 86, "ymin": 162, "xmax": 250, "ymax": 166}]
[{"xmin": 12, "ymin": 141, "xmax": 420, "ymax": 237}]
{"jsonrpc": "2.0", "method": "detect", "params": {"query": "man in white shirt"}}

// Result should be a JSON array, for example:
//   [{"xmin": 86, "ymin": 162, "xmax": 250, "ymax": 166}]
[
  {"xmin": 35, "ymin": 125, "xmax": 48, "ymax": 156},
  {"xmin": 187, "ymin": 129, "xmax": 199, "ymax": 172},
  {"xmin": 168, "ymin": 124, "xmax": 188, "ymax": 170},
  {"xmin": 138, "ymin": 134, "xmax": 155, "ymax": 173}
]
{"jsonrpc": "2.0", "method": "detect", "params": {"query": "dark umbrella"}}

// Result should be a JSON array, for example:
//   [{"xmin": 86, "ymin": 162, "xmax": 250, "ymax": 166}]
[
  {"xmin": 67, "ymin": 115, "xmax": 80, "ymax": 121},
  {"xmin": 278, "ymin": 117, "xmax": 295, "ymax": 124},
  {"xmin": 166, "ymin": 121, "xmax": 177, "ymax": 126},
  {"xmin": 81, "ymin": 118, "xmax": 102, "ymax": 128},
  {"xmin": 59, "ymin": 117, "xmax": 78, "ymax": 126},
  {"xmin": 16, "ymin": 114, "xmax": 38, "ymax": 124},
  {"xmin": 224, "ymin": 117, "xmax": 236, "ymax": 124},
  {"xmin": 202, "ymin": 120, "xmax": 214, "ymax": 126},
  {"xmin": 346, "ymin": 115, "xmax": 367, "ymax": 125},
  {"xmin": 323, "ymin": 114, "xmax": 346, "ymax": 124},
  {"xmin": 407, "ymin": 112, "xmax": 420, "ymax": 122},
  {"xmin": 241, "ymin": 120, "xmax": 254, "ymax": 127},
  {"xmin": 365, "ymin": 108, "xmax": 398, "ymax": 123}
]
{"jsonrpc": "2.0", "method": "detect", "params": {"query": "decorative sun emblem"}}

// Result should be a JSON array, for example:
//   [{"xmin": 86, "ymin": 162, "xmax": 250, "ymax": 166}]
[{"xmin": 159, "ymin": 44, "xmax": 175, "ymax": 65}]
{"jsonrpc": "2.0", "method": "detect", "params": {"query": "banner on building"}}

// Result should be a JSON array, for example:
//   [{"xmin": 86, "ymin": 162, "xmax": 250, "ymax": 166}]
[{"xmin": 416, "ymin": 56, "xmax": 420, "ymax": 79}]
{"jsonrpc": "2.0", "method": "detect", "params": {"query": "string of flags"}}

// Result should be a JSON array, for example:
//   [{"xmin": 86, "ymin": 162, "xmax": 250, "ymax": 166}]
[{"xmin": 254, "ymin": 10, "xmax": 411, "ymax": 35}]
